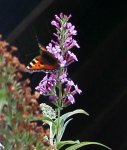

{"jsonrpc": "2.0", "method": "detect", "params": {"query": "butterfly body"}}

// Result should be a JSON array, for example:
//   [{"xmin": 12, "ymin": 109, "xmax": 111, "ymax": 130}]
[{"xmin": 26, "ymin": 44, "xmax": 60, "ymax": 73}]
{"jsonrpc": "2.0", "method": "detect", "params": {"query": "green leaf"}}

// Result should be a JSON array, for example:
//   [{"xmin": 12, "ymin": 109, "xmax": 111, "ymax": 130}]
[
  {"xmin": 61, "ymin": 109, "xmax": 89, "ymax": 123},
  {"xmin": 41, "ymin": 116, "xmax": 56, "ymax": 125},
  {"xmin": 54, "ymin": 109, "xmax": 89, "ymax": 142},
  {"xmin": 57, "ymin": 140, "xmax": 80, "ymax": 150},
  {"xmin": 65, "ymin": 141, "xmax": 112, "ymax": 150},
  {"xmin": 52, "ymin": 121, "xmax": 57, "ymax": 138},
  {"xmin": 56, "ymin": 118, "xmax": 64, "ymax": 142},
  {"xmin": 58, "ymin": 118, "xmax": 73, "ymax": 142},
  {"xmin": 0, "ymin": 88, "xmax": 8, "ymax": 111}
]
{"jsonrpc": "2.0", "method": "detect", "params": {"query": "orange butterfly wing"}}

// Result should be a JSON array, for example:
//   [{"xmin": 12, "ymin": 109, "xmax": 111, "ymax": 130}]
[{"xmin": 26, "ymin": 45, "xmax": 60, "ymax": 72}]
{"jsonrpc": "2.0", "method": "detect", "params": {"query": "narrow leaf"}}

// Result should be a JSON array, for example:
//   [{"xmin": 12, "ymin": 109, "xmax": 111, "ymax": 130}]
[
  {"xmin": 65, "ymin": 141, "xmax": 112, "ymax": 150},
  {"xmin": 0, "ymin": 88, "xmax": 8, "ymax": 111},
  {"xmin": 57, "ymin": 140, "xmax": 80, "ymax": 150},
  {"xmin": 61, "ymin": 109, "xmax": 89, "ymax": 123},
  {"xmin": 52, "ymin": 122, "xmax": 57, "ymax": 138},
  {"xmin": 58, "ymin": 118, "xmax": 73, "ymax": 142},
  {"xmin": 41, "ymin": 116, "xmax": 56, "ymax": 125}
]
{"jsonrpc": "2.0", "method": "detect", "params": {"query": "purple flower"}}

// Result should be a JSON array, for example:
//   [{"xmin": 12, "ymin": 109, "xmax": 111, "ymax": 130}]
[
  {"xmin": 64, "ymin": 51, "xmax": 78, "ymax": 66},
  {"xmin": 59, "ymin": 72, "xmax": 68, "ymax": 83},
  {"xmin": 35, "ymin": 74, "xmax": 57, "ymax": 95},
  {"xmin": 61, "ymin": 80, "xmax": 82, "ymax": 105},
  {"xmin": 49, "ymin": 95, "xmax": 58, "ymax": 101},
  {"xmin": 67, "ymin": 22, "xmax": 77, "ymax": 35},
  {"xmin": 67, "ymin": 94, "xmax": 75, "ymax": 104},
  {"xmin": 46, "ymin": 43, "xmax": 53, "ymax": 52},
  {"xmin": 46, "ymin": 43, "xmax": 60, "ymax": 54},
  {"xmin": 46, "ymin": 43, "xmax": 64, "ymax": 64},
  {"xmin": 49, "ymin": 95, "xmax": 58, "ymax": 105},
  {"xmin": 69, "ymin": 81, "xmax": 82, "ymax": 95},
  {"xmin": 57, "ymin": 55, "xmax": 66, "ymax": 67},
  {"xmin": 67, "ymin": 39, "xmax": 80, "ymax": 50},
  {"xmin": 55, "ymin": 15, "xmax": 61, "ymax": 22},
  {"xmin": 51, "ymin": 20, "xmax": 60, "ymax": 28}
]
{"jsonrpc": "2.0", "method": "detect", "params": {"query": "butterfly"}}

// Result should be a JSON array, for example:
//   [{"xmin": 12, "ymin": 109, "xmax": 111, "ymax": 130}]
[{"xmin": 26, "ymin": 43, "xmax": 60, "ymax": 73}]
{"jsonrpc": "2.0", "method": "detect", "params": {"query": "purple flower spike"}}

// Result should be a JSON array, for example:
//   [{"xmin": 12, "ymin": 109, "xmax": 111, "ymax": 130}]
[
  {"xmin": 35, "ymin": 13, "xmax": 82, "ymax": 106},
  {"xmin": 48, "ymin": 13, "xmax": 80, "ymax": 67}
]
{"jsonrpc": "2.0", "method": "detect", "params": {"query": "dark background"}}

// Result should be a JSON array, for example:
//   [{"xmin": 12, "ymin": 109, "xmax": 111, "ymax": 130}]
[{"xmin": 0, "ymin": 0, "xmax": 127, "ymax": 149}]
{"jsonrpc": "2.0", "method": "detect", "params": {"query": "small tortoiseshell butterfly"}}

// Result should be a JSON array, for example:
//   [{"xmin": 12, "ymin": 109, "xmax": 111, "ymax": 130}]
[{"xmin": 26, "ymin": 43, "xmax": 60, "ymax": 73}]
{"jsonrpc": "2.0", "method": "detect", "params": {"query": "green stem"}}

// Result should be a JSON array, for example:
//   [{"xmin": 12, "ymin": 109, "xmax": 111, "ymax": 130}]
[
  {"xmin": 55, "ymin": 69, "xmax": 63, "ymax": 146},
  {"xmin": 55, "ymin": 20, "xmax": 66, "ymax": 147},
  {"xmin": 56, "ymin": 107, "xmax": 60, "ymax": 144}
]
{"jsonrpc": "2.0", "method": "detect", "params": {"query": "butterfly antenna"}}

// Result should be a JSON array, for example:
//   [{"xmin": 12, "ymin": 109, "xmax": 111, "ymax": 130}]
[
  {"xmin": 35, "ymin": 34, "xmax": 46, "ymax": 52},
  {"xmin": 34, "ymin": 34, "xmax": 42, "ymax": 49},
  {"xmin": 32, "ymin": 27, "xmax": 46, "ymax": 52},
  {"xmin": 32, "ymin": 26, "xmax": 42, "ymax": 49}
]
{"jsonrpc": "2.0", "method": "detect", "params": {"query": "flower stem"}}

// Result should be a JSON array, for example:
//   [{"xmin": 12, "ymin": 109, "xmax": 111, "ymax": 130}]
[
  {"xmin": 50, "ymin": 122, "xmax": 53, "ymax": 145},
  {"xmin": 56, "ymin": 107, "xmax": 60, "ymax": 142},
  {"xmin": 55, "ymin": 70, "xmax": 63, "ymax": 145}
]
